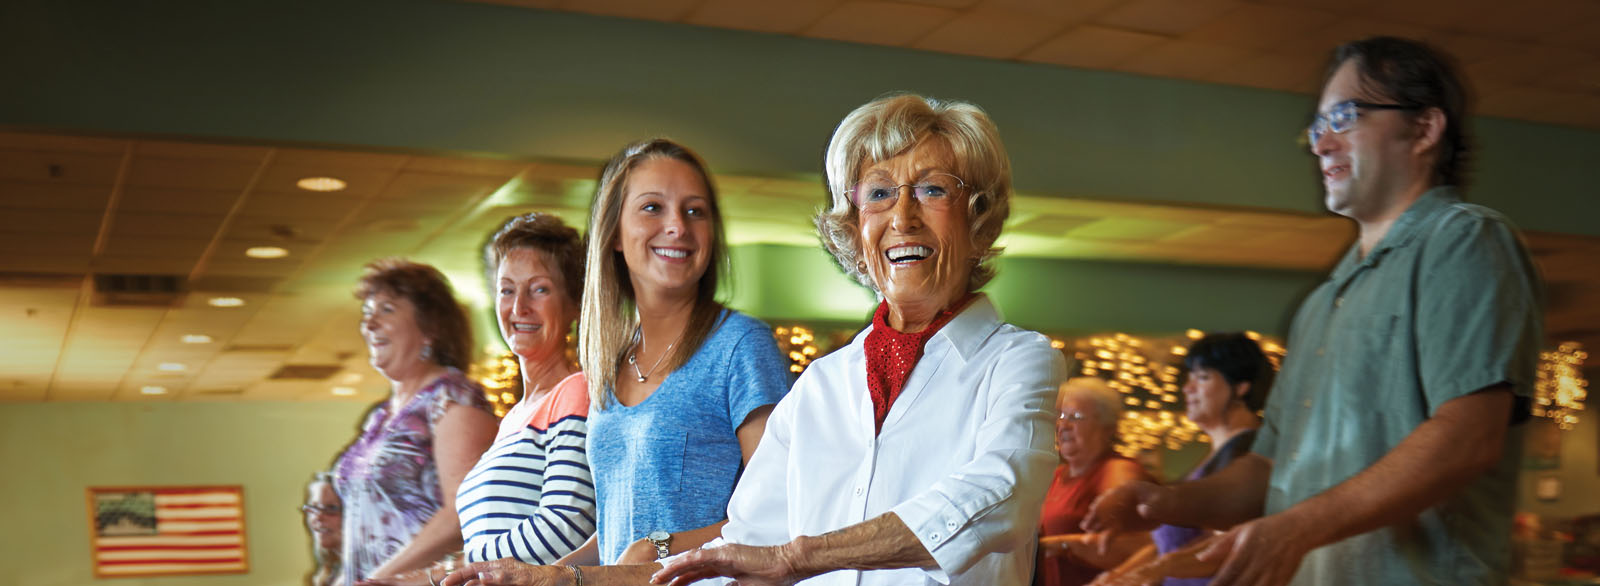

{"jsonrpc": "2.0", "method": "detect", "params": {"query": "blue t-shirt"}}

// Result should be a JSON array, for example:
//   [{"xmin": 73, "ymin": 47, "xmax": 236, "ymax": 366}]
[{"xmin": 587, "ymin": 309, "xmax": 792, "ymax": 564}]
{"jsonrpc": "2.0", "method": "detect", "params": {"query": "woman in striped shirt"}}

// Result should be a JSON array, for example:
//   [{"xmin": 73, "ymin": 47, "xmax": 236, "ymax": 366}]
[{"xmin": 453, "ymin": 213, "xmax": 595, "ymax": 565}]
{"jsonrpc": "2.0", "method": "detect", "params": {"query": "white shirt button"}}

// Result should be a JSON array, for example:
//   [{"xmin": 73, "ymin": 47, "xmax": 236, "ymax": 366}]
[
  {"xmin": 929, "ymin": 532, "xmax": 942, "ymax": 542},
  {"xmin": 853, "ymin": 487, "xmax": 863, "ymax": 496},
  {"xmin": 946, "ymin": 520, "xmax": 959, "ymax": 531}
]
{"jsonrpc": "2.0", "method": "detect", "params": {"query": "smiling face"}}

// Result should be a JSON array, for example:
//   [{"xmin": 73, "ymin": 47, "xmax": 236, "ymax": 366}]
[
  {"xmin": 360, "ymin": 290, "xmax": 428, "ymax": 381},
  {"xmin": 1183, "ymin": 366, "xmax": 1243, "ymax": 428},
  {"xmin": 1313, "ymin": 60, "xmax": 1420, "ymax": 223},
  {"xmin": 496, "ymin": 247, "xmax": 576, "ymax": 365},
  {"xmin": 303, "ymin": 481, "xmax": 341, "ymax": 554},
  {"xmin": 855, "ymin": 139, "xmax": 974, "ymax": 319},
  {"xmin": 1056, "ymin": 396, "xmax": 1112, "ymax": 466},
  {"xmin": 614, "ymin": 157, "xmax": 715, "ymax": 300}
]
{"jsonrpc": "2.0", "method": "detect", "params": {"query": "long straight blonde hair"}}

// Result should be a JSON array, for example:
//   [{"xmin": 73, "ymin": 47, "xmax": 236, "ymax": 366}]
[{"xmin": 578, "ymin": 138, "xmax": 729, "ymax": 409}]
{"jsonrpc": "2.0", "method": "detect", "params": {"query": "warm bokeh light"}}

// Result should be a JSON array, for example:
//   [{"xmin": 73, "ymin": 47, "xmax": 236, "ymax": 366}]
[{"xmin": 296, "ymin": 176, "xmax": 347, "ymax": 192}]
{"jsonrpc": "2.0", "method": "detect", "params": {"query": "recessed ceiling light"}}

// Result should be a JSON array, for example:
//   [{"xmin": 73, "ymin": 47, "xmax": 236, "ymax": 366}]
[
  {"xmin": 181, "ymin": 334, "xmax": 213, "ymax": 344},
  {"xmin": 331, "ymin": 386, "xmax": 357, "ymax": 396},
  {"xmin": 208, "ymin": 297, "xmax": 245, "ymax": 308},
  {"xmin": 245, "ymin": 246, "xmax": 289, "ymax": 259},
  {"xmin": 158, "ymin": 362, "xmax": 186, "ymax": 372},
  {"xmin": 296, "ymin": 176, "xmax": 347, "ymax": 192},
  {"xmin": 338, "ymin": 373, "xmax": 363, "ymax": 385},
  {"xmin": 141, "ymin": 386, "xmax": 168, "ymax": 395}
]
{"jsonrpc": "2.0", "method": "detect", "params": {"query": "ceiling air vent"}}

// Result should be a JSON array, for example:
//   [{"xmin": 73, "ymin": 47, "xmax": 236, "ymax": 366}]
[
  {"xmin": 92, "ymin": 274, "xmax": 184, "ymax": 307},
  {"xmin": 269, "ymin": 364, "xmax": 343, "ymax": 380},
  {"xmin": 194, "ymin": 388, "xmax": 245, "ymax": 396}
]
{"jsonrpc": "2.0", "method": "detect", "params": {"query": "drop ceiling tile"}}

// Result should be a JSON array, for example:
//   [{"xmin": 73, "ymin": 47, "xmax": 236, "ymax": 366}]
[
  {"xmin": 1466, "ymin": 45, "xmax": 1594, "ymax": 87},
  {"xmin": 403, "ymin": 156, "xmax": 530, "ymax": 178},
  {"xmin": 685, "ymin": 0, "xmax": 844, "ymax": 34},
  {"xmin": 805, "ymin": 1, "xmax": 959, "ymax": 47},
  {"xmin": 1094, "ymin": 0, "xmax": 1243, "ymax": 36},
  {"xmin": 378, "ymin": 172, "xmax": 505, "ymax": 202},
  {"xmin": 1180, "ymin": 4, "xmax": 1336, "ymax": 51},
  {"xmin": 1544, "ymin": 19, "xmax": 1600, "ymax": 54},
  {"xmin": 0, "ymin": 253, "xmax": 92, "ymax": 274},
  {"xmin": 912, "ymin": 5, "xmax": 1069, "ymax": 59},
  {"xmin": 0, "ymin": 232, "xmax": 93, "ymax": 257},
  {"xmin": 561, "ymin": 0, "xmax": 701, "ymax": 21},
  {"xmin": 1417, "ymin": 33, "xmax": 1529, "ymax": 67},
  {"xmin": 985, "ymin": 0, "xmax": 1124, "ymax": 24},
  {"xmin": 254, "ymin": 165, "xmax": 395, "ymax": 198},
  {"xmin": 125, "ymin": 156, "xmax": 261, "ymax": 191},
  {"xmin": 91, "ymin": 255, "xmax": 199, "ymax": 274},
  {"xmin": 1066, "ymin": 217, "xmax": 1201, "ymax": 241},
  {"xmin": 1445, "ymin": 0, "xmax": 1600, "ymax": 42},
  {"xmin": 1118, "ymin": 39, "xmax": 1252, "ymax": 80},
  {"xmin": 1022, "ymin": 24, "xmax": 1169, "ymax": 70},
  {"xmin": 0, "ymin": 209, "xmax": 102, "ymax": 235},
  {"xmin": 237, "ymin": 191, "xmax": 366, "ymax": 221},
  {"xmin": 99, "ymin": 235, "xmax": 210, "ymax": 259},
  {"xmin": 1, "ymin": 181, "xmax": 113, "ymax": 212},
  {"xmin": 273, "ymin": 148, "xmax": 410, "ymax": 171},
  {"xmin": 119, "ymin": 186, "xmax": 241, "ymax": 215},
  {"xmin": 0, "ymin": 132, "xmax": 128, "ymax": 154},
  {"xmin": 0, "ymin": 150, "xmax": 124, "ymax": 185},
  {"xmin": 199, "ymin": 259, "xmax": 301, "ymax": 279},
  {"xmin": 1270, "ymin": 17, "xmax": 1433, "ymax": 60},
  {"xmin": 134, "ymin": 141, "xmax": 272, "ymax": 162},
  {"xmin": 110, "ymin": 212, "xmax": 226, "ymax": 239},
  {"xmin": 1206, "ymin": 51, "xmax": 1325, "ymax": 92},
  {"xmin": 225, "ymin": 216, "xmax": 340, "ymax": 244}
]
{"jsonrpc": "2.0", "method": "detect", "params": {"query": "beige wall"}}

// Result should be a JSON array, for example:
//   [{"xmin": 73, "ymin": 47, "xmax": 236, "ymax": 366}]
[{"xmin": 0, "ymin": 401, "xmax": 370, "ymax": 586}]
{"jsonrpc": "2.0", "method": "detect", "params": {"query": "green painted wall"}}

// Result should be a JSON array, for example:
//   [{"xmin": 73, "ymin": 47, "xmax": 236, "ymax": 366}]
[
  {"xmin": 730, "ymin": 244, "xmax": 1322, "ymax": 339},
  {"xmin": 2, "ymin": 0, "xmax": 1597, "ymax": 236},
  {"xmin": 0, "ymin": 401, "xmax": 371, "ymax": 585}
]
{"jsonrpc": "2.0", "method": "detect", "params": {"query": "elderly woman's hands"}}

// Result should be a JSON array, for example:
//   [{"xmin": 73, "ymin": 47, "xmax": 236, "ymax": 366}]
[
  {"xmin": 650, "ymin": 542, "xmax": 806, "ymax": 586},
  {"xmin": 1087, "ymin": 534, "xmax": 1224, "ymax": 586},
  {"xmin": 438, "ymin": 559, "xmax": 567, "ymax": 586},
  {"xmin": 1081, "ymin": 481, "xmax": 1168, "ymax": 535}
]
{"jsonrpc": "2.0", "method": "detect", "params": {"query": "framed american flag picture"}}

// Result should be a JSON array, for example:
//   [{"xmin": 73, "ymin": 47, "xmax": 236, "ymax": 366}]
[{"xmin": 86, "ymin": 485, "xmax": 249, "ymax": 578}]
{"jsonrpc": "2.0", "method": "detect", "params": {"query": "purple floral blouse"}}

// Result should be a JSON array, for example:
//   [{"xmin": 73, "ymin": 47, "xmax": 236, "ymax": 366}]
[{"xmin": 333, "ymin": 369, "xmax": 491, "ymax": 582}]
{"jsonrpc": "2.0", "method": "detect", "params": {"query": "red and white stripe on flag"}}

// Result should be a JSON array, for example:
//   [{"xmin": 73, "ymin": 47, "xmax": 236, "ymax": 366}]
[{"xmin": 87, "ymin": 486, "xmax": 249, "ymax": 578}]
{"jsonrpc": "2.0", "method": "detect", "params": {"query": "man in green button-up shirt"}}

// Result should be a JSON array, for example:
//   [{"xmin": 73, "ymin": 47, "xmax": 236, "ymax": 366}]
[{"xmin": 1082, "ymin": 37, "xmax": 1543, "ymax": 586}]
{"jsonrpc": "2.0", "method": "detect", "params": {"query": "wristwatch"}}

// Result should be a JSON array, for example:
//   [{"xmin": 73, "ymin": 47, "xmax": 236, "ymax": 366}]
[{"xmin": 646, "ymin": 530, "xmax": 672, "ymax": 559}]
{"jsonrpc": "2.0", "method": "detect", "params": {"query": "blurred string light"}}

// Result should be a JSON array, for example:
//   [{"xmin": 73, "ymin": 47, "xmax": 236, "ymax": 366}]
[
  {"xmin": 1535, "ymin": 342, "xmax": 1588, "ymax": 430},
  {"xmin": 472, "ymin": 350, "xmax": 522, "ymax": 418},
  {"xmin": 1067, "ymin": 330, "xmax": 1286, "ymax": 458},
  {"xmin": 774, "ymin": 326, "xmax": 821, "ymax": 374}
]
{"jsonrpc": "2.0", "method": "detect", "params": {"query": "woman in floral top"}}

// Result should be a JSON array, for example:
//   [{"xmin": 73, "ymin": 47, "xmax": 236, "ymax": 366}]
[{"xmin": 334, "ymin": 259, "xmax": 495, "ymax": 583}]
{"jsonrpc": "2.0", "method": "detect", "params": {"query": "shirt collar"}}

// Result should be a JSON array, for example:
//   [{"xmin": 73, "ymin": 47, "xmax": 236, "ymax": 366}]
[
  {"xmin": 1331, "ymin": 185, "xmax": 1460, "ymax": 279},
  {"xmin": 928, "ymin": 293, "xmax": 1003, "ymax": 362}
]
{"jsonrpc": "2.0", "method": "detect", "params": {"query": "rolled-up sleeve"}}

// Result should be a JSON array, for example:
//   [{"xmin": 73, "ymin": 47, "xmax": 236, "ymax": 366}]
[{"xmin": 891, "ymin": 340, "xmax": 1066, "ymax": 581}]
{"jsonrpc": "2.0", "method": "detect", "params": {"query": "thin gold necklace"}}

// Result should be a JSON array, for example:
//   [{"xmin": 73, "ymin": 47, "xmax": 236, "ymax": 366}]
[{"xmin": 627, "ymin": 326, "xmax": 682, "ymax": 383}]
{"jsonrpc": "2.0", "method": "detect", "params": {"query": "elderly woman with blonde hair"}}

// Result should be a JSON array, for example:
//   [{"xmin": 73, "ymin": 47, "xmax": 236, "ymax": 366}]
[
  {"xmin": 1036, "ymin": 378, "xmax": 1156, "ymax": 586},
  {"xmin": 645, "ymin": 93, "xmax": 1069, "ymax": 585}
]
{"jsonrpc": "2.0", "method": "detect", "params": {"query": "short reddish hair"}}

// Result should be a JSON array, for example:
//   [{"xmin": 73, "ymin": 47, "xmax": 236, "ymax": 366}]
[{"xmin": 354, "ymin": 258, "xmax": 473, "ymax": 371}]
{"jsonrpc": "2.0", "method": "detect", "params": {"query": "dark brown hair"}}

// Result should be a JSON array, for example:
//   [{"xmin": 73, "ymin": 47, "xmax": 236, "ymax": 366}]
[
  {"xmin": 1326, "ymin": 36, "xmax": 1471, "ymax": 187},
  {"xmin": 354, "ymin": 258, "xmax": 473, "ymax": 371}
]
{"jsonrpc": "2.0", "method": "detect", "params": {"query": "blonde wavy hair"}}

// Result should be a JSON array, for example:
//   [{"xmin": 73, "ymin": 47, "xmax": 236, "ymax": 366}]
[{"xmin": 814, "ymin": 93, "xmax": 1013, "ymax": 292}]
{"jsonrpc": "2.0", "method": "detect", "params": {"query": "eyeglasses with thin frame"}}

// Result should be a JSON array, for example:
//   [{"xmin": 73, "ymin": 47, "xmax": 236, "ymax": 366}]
[
  {"xmin": 1305, "ymin": 100, "xmax": 1422, "ymax": 147},
  {"xmin": 845, "ymin": 172, "xmax": 968, "ymax": 214},
  {"xmin": 1059, "ymin": 411, "xmax": 1088, "ymax": 422},
  {"xmin": 301, "ymin": 504, "xmax": 341, "ymax": 515}
]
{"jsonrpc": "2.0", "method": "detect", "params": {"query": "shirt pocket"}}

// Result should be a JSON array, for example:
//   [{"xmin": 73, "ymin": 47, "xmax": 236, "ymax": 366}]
[{"xmin": 643, "ymin": 430, "xmax": 686, "ymax": 495}]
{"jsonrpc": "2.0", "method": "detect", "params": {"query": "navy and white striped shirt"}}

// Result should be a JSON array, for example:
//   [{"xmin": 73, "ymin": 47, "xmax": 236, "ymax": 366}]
[{"xmin": 456, "ymin": 372, "xmax": 596, "ymax": 564}]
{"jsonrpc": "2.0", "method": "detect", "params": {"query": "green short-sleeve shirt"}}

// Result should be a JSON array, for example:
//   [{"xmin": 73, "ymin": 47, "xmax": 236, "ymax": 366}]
[{"xmin": 1253, "ymin": 186, "xmax": 1543, "ymax": 586}]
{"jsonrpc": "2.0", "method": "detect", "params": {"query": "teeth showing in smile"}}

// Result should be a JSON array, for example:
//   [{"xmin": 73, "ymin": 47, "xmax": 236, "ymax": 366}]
[
  {"xmin": 512, "ymin": 323, "xmax": 540, "ymax": 333},
  {"xmin": 653, "ymin": 248, "xmax": 688, "ymax": 259},
  {"xmin": 886, "ymin": 245, "xmax": 932, "ymax": 264}
]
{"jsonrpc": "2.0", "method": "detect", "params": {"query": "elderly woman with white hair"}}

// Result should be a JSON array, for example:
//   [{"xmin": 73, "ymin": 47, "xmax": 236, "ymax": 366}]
[
  {"xmin": 644, "ymin": 93, "xmax": 1070, "ymax": 585},
  {"xmin": 1036, "ymin": 378, "xmax": 1155, "ymax": 586}
]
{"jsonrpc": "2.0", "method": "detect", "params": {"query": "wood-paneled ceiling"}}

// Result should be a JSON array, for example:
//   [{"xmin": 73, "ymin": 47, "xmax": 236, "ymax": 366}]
[
  {"xmin": 3, "ymin": 130, "xmax": 1596, "ymax": 402},
  {"xmin": 474, "ymin": 0, "xmax": 1600, "ymax": 130}
]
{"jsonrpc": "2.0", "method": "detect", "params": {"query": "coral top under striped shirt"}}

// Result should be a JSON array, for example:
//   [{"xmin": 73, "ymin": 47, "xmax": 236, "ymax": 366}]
[{"xmin": 456, "ymin": 372, "xmax": 596, "ymax": 564}]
